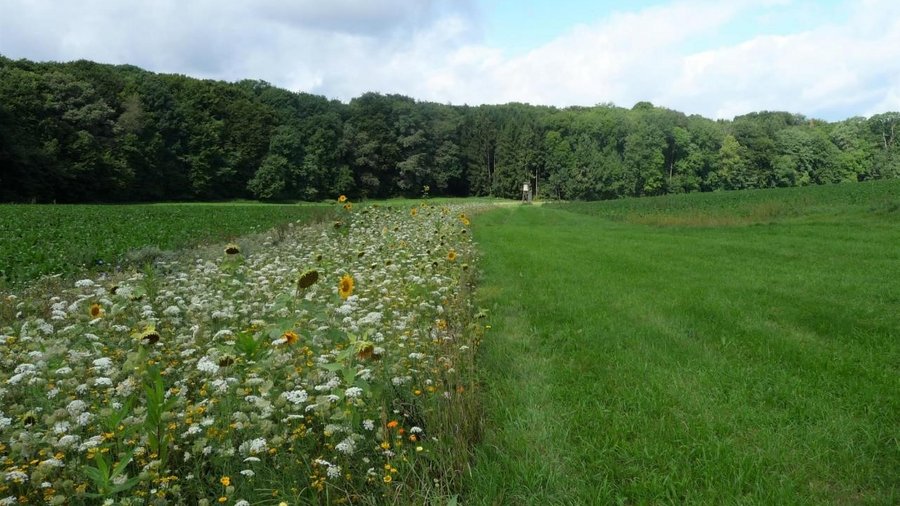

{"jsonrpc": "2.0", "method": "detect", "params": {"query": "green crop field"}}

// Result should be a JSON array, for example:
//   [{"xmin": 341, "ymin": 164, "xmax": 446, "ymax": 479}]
[
  {"xmin": 0, "ymin": 203, "xmax": 332, "ymax": 287},
  {"xmin": 467, "ymin": 181, "xmax": 899, "ymax": 504},
  {"xmin": 0, "ymin": 182, "xmax": 897, "ymax": 504}
]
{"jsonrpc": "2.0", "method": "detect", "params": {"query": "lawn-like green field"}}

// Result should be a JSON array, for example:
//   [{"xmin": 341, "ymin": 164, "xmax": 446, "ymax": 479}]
[
  {"xmin": 0, "ymin": 203, "xmax": 332, "ymax": 287},
  {"xmin": 468, "ymin": 181, "xmax": 899, "ymax": 504}
]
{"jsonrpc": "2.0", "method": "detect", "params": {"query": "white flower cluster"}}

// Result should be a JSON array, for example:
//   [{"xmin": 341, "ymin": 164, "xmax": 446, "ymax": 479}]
[{"xmin": 0, "ymin": 203, "xmax": 480, "ymax": 502}]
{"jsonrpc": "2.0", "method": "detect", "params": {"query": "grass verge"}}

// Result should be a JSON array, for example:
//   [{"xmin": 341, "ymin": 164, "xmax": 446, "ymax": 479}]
[{"xmin": 467, "ymin": 184, "xmax": 899, "ymax": 504}]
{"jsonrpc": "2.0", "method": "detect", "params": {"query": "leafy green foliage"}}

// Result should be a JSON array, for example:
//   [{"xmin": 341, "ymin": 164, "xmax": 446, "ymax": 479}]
[
  {"xmin": 0, "ymin": 203, "xmax": 330, "ymax": 286},
  {"xmin": 1, "ymin": 55, "xmax": 899, "ymax": 205}
]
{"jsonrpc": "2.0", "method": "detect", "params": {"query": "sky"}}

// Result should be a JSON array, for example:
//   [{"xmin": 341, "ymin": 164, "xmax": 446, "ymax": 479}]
[{"xmin": 1, "ymin": 0, "xmax": 898, "ymax": 121}]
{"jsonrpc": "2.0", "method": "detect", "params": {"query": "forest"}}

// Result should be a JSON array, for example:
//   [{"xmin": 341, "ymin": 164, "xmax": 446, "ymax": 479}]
[{"xmin": 1, "ymin": 55, "xmax": 898, "ymax": 203}]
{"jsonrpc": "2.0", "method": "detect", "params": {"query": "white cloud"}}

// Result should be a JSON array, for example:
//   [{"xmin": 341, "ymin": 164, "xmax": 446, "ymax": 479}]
[
  {"xmin": 0, "ymin": 0, "xmax": 898, "ymax": 120},
  {"xmin": 657, "ymin": 3, "xmax": 900, "ymax": 119}
]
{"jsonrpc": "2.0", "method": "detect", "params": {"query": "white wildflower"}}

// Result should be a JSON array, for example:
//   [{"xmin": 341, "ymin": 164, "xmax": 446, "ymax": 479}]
[
  {"xmin": 92, "ymin": 357, "xmax": 113, "ymax": 370},
  {"xmin": 213, "ymin": 329, "xmax": 233, "ymax": 339},
  {"xmin": 94, "ymin": 377, "xmax": 113, "ymax": 387},
  {"xmin": 66, "ymin": 399, "xmax": 87, "ymax": 417},
  {"xmin": 314, "ymin": 376, "xmax": 341, "ymax": 391},
  {"xmin": 196, "ymin": 356, "xmax": 220, "ymax": 374},
  {"xmin": 326, "ymin": 465, "xmax": 342, "ymax": 479},
  {"xmin": 182, "ymin": 424, "xmax": 202, "ymax": 437},
  {"xmin": 38, "ymin": 458, "xmax": 63, "ymax": 468},
  {"xmin": 357, "ymin": 311, "xmax": 383, "ymax": 325},
  {"xmin": 281, "ymin": 389, "xmax": 308, "ymax": 405},
  {"xmin": 162, "ymin": 305, "xmax": 181, "ymax": 316},
  {"xmin": 56, "ymin": 435, "xmax": 80, "ymax": 449},
  {"xmin": 4, "ymin": 471, "xmax": 28, "ymax": 483},
  {"xmin": 79, "ymin": 435, "xmax": 104, "ymax": 451},
  {"xmin": 335, "ymin": 437, "xmax": 356, "ymax": 455},
  {"xmin": 239, "ymin": 437, "xmax": 267, "ymax": 455}
]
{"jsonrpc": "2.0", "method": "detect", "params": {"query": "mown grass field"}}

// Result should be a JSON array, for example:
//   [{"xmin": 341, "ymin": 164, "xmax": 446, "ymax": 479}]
[
  {"xmin": 0, "ymin": 203, "xmax": 332, "ymax": 287},
  {"xmin": 468, "ymin": 181, "xmax": 899, "ymax": 504}
]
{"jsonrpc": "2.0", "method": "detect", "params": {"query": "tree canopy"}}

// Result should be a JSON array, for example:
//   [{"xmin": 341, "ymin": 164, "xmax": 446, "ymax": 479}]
[{"xmin": 1, "ymin": 56, "xmax": 897, "ymax": 203}]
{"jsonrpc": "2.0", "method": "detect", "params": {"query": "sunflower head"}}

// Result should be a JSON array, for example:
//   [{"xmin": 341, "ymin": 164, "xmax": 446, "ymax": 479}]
[
  {"xmin": 297, "ymin": 269, "xmax": 320, "ymax": 290},
  {"xmin": 140, "ymin": 327, "xmax": 161, "ymax": 345},
  {"xmin": 224, "ymin": 243, "xmax": 240, "ymax": 255},
  {"xmin": 343, "ymin": 203, "xmax": 353, "ymax": 211},
  {"xmin": 447, "ymin": 249, "xmax": 457, "ymax": 262},
  {"xmin": 282, "ymin": 330, "xmax": 299, "ymax": 345},
  {"xmin": 338, "ymin": 195, "xmax": 348, "ymax": 203},
  {"xmin": 356, "ymin": 344, "xmax": 375, "ymax": 361},
  {"xmin": 459, "ymin": 214, "xmax": 471, "ymax": 226},
  {"xmin": 338, "ymin": 274, "xmax": 354, "ymax": 300},
  {"xmin": 410, "ymin": 207, "xmax": 418, "ymax": 217},
  {"xmin": 89, "ymin": 303, "xmax": 103, "ymax": 318}
]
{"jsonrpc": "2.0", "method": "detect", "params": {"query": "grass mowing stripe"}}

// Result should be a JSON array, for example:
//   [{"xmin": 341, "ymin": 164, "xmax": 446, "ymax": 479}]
[{"xmin": 468, "ymin": 200, "xmax": 898, "ymax": 504}]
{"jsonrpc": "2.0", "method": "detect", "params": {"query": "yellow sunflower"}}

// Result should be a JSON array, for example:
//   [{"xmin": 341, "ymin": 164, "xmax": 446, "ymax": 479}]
[
  {"xmin": 282, "ymin": 330, "xmax": 299, "ymax": 345},
  {"xmin": 338, "ymin": 274, "xmax": 354, "ymax": 299},
  {"xmin": 447, "ymin": 249, "xmax": 457, "ymax": 262},
  {"xmin": 89, "ymin": 303, "xmax": 103, "ymax": 318},
  {"xmin": 338, "ymin": 195, "xmax": 348, "ymax": 203},
  {"xmin": 459, "ymin": 213, "xmax": 470, "ymax": 226},
  {"xmin": 224, "ymin": 243, "xmax": 240, "ymax": 255}
]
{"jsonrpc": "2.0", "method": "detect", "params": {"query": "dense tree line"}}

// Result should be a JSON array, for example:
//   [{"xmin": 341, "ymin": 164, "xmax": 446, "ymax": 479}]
[{"xmin": 1, "ymin": 56, "xmax": 898, "ymax": 203}]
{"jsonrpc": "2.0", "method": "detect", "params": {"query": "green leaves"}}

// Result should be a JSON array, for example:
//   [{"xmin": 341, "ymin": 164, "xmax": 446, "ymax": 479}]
[
  {"xmin": 0, "ymin": 203, "xmax": 331, "ymax": 286},
  {"xmin": 82, "ymin": 450, "xmax": 141, "ymax": 498},
  {"xmin": 143, "ymin": 366, "xmax": 178, "ymax": 468},
  {"xmin": 236, "ymin": 329, "xmax": 270, "ymax": 362}
]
